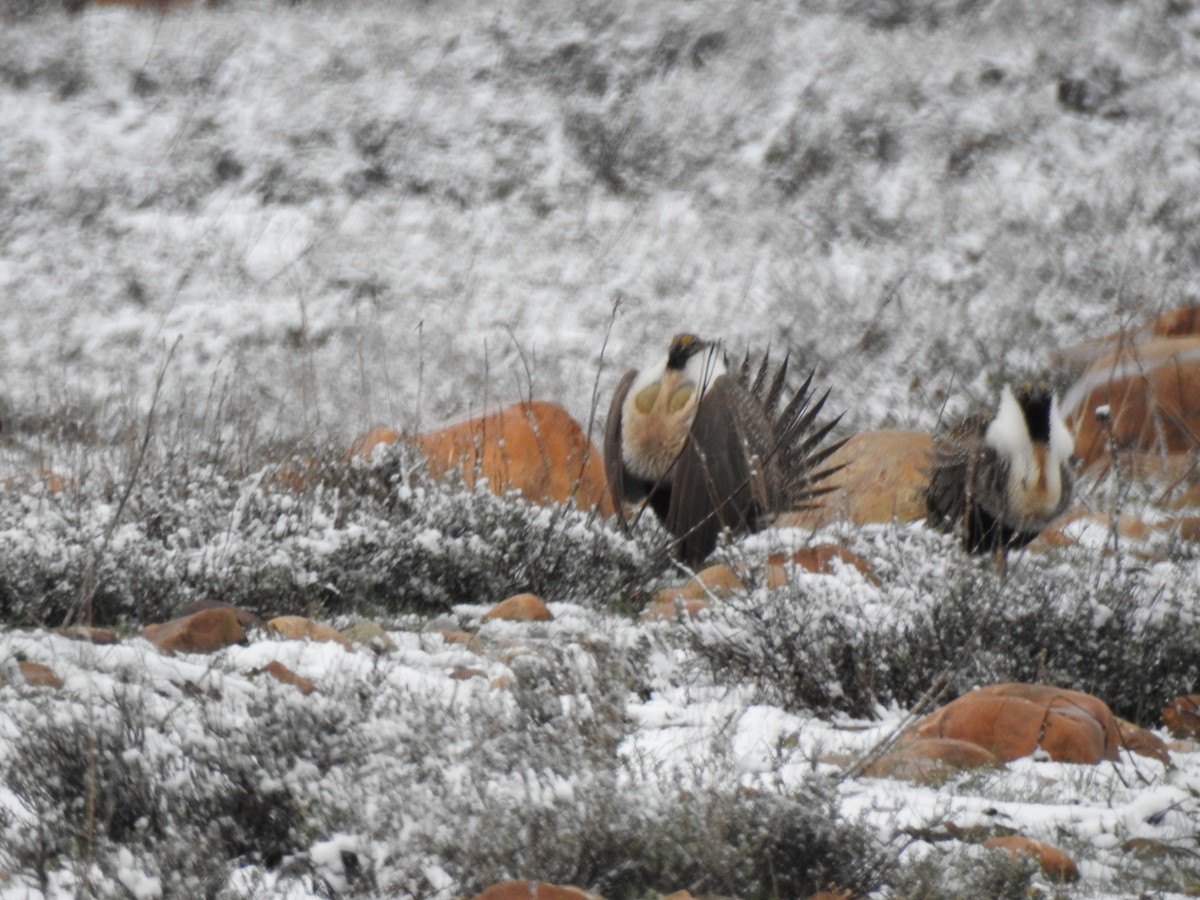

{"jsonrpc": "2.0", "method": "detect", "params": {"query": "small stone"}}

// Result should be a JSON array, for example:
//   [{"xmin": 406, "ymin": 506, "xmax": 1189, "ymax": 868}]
[
  {"xmin": 144, "ymin": 607, "xmax": 246, "ymax": 654},
  {"xmin": 640, "ymin": 592, "xmax": 712, "ymax": 621},
  {"xmin": 862, "ymin": 737, "xmax": 1001, "ymax": 782},
  {"xmin": 768, "ymin": 544, "xmax": 879, "ymax": 588},
  {"xmin": 688, "ymin": 563, "xmax": 745, "ymax": 598},
  {"xmin": 984, "ymin": 835, "xmax": 1079, "ymax": 883},
  {"xmin": 483, "ymin": 593, "xmax": 553, "ymax": 622},
  {"xmin": 266, "ymin": 615, "xmax": 354, "ymax": 651},
  {"xmin": 1115, "ymin": 716, "xmax": 1171, "ymax": 765},
  {"xmin": 1162, "ymin": 694, "xmax": 1200, "ymax": 740},
  {"xmin": 19, "ymin": 661, "xmax": 63, "ymax": 688},
  {"xmin": 54, "ymin": 626, "xmax": 120, "ymax": 645},
  {"xmin": 260, "ymin": 661, "xmax": 316, "ymax": 695},
  {"xmin": 468, "ymin": 881, "xmax": 599, "ymax": 900},
  {"xmin": 343, "ymin": 426, "xmax": 401, "ymax": 462},
  {"xmin": 175, "ymin": 600, "xmax": 264, "ymax": 630},
  {"xmin": 450, "ymin": 667, "xmax": 488, "ymax": 681},
  {"xmin": 645, "ymin": 563, "xmax": 744, "ymax": 613},
  {"xmin": 342, "ymin": 620, "xmax": 398, "ymax": 653},
  {"xmin": 440, "ymin": 629, "xmax": 485, "ymax": 653},
  {"xmin": 1122, "ymin": 837, "xmax": 1175, "ymax": 856}
]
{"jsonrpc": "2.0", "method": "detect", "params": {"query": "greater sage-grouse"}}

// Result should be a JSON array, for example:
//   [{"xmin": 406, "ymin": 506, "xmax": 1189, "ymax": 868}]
[
  {"xmin": 605, "ymin": 333, "xmax": 846, "ymax": 565},
  {"xmin": 925, "ymin": 382, "xmax": 1075, "ymax": 558}
]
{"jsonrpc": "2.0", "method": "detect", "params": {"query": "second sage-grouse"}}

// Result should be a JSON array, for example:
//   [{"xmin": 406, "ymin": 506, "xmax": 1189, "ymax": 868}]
[
  {"xmin": 604, "ymin": 333, "xmax": 846, "ymax": 565},
  {"xmin": 925, "ymin": 382, "xmax": 1075, "ymax": 557}
]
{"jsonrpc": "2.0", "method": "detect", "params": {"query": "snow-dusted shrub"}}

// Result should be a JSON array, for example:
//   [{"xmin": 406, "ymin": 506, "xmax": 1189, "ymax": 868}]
[
  {"xmin": 887, "ymin": 843, "xmax": 1037, "ymax": 900},
  {"xmin": 691, "ymin": 528, "xmax": 1200, "ymax": 723},
  {"xmin": 0, "ymin": 444, "xmax": 662, "ymax": 626},
  {"xmin": 0, "ymin": 683, "xmax": 361, "ymax": 897}
]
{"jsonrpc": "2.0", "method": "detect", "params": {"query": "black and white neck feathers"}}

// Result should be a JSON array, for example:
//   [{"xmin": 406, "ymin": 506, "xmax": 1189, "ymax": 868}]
[
  {"xmin": 605, "ymin": 333, "xmax": 846, "ymax": 565},
  {"xmin": 926, "ymin": 383, "xmax": 1075, "ymax": 557}
]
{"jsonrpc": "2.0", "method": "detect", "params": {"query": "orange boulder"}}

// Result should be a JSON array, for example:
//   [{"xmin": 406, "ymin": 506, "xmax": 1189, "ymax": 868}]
[
  {"xmin": 1162, "ymin": 694, "xmax": 1200, "ymax": 740},
  {"xmin": 1056, "ymin": 305, "xmax": 1200, "ymax": 367},
  {"xmin": 349, "ymin": 402, "xmax": 613, "ymax": 515},
  {"xmin": 469, "ymin": 881, "xmax": 598, "ymax": 900},
  {"xmin": 777, "ymin": 430, "xmax": 931, "ymax": 528},
  {"xmin": 259, "ymin": 661, "xmax": 317, "ymax": 695},
  {"xmin": 767, "ymin": 543, "xmax": 879, "ymax": 587},
  {"xmin": 1062, "ymin": 336, "xmax": 1200, "ymax": 466},
  {"xmin": 18, "ymin": 661, "xmax": 64, "ymax": 689},
  {"xmin": 143, "ymin": 607, "xmax": 246, "ymax": 654},
  {"xmin": 343, "ymin": 427, "xmax": 401, "ymax": 463},
  {"xmin": 912, "ymin": 683, "xmax": 1120, "ymax": 764},
  {"xmin": 984, "ymin": 835, "xmax": 1079, "ymax": 882},
  {"xmin": 862, "ymin": 737, "xmax": 1001, "ymax": 782},
  {"xmin": 483, "ymin": 593, "xmax": 554, "ymax": 623},
  {"xmin": 266, "ymin": 616, "xmax": 354, "ymax": 651}
]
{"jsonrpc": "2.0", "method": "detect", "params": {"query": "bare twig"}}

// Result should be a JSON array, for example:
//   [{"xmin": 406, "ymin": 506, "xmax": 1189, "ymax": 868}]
[{"xmin": 66, "ymin": 337, "xmax": 180, "ymax": 628}]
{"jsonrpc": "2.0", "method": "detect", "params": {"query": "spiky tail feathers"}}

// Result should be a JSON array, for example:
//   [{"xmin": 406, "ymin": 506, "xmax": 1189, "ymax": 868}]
[{"xmin": 736, "ymin": 351, "xmax": 848, "ymax": 515}]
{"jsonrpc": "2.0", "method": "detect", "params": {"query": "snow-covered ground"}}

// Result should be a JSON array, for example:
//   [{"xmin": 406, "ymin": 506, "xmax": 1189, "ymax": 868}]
[{"xmin": 3, "ymin": 0, "xmax": 1200, "ymax": 896}]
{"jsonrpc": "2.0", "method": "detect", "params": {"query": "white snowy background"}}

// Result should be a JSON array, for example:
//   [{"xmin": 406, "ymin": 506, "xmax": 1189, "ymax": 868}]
[{"xmin": 1, "ymin": 0, "xmax": 1199, "ymax": 897}]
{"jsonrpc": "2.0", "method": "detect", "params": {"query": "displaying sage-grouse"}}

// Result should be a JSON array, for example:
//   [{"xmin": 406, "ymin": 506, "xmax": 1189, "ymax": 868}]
[
  {"xmin": 605, "ymin": 333, "xmax": 847, "ymax": 565},
  {"xmin": 924, "ymin": 382, "xmax": 1075, "ymax": 558}
]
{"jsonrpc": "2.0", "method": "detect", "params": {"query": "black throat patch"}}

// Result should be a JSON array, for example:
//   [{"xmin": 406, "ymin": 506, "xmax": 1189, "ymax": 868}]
[{"xmin": 1014, "ymin": 385, "xmax": 1053, "ymax": 444}]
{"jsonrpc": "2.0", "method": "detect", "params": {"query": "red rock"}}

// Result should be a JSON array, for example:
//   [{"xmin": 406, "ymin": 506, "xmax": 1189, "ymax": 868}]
[
  {"xmin": 685, "ymin": 564, "xmax": 746, "ymax": 598},
  {"xmin": 343, "ymin": 427, "xmax": 402, "ymax": 463},
  {"xmin": 768, "ymin": 544, "xmax": 880, "ymax": 587},
  {"xmin": 640, "ymin": 593, "xmax": 712, "ymax": 621},
  {"xmin": 144, "ymin": 607, "xmax": 246, "ymax": 654},
  {"xmin": 440, "ymin": 629, "xmax": 483, "ymax": 651},
  {"xmin": 18, "ymin": 661, "xmax": 63, "ymax": 688},
  {"xmin": 913, "ymin": 683, "xmax": 1120, "ymax": 764},
  {"xmin": 1056, "ymin": 305, "xmax": 1200, "ymax": 367},
  {"xmin": 260, "ymin": 661, "xmax": 316, "ymax": 695},
  {"xmin": 2, "ymin": 467, "xmax": 71, "ymax": 495},
  {"xmin": 778, "ymin": 430, "xmax": 931, "ymax": 528},
  {"xmin": 1033, "ymin": 508, "xmax": 1154, "ymax": 550},
  {"xmin": 642, "ymin": 564, "xmax": 744, "ymax": 618},
  {"xmin": 1063, "ymin": 336, "xmax": 1200, "ymax": 466},
  {"xmin": 483, "ymin": 593, "xmax": 553, "ymax": 622},
  {"xmin": 175, "ymin": 600, "xmax": 263, "ymax": 630},
  {"xmin": 1162, "ymin": 694, "xmax": 1200, "ymax": 739},
  {"xmin": 412, "ymin": 401, "xmax": 614, "ymax": 515},
  {"xmin": 263, "ymin": 455, "xmax": 320, "ymax": 493},
  {"xmin": 53, "ymin": 626, "xmax": 120, "ymax": 645},
  {"xmin": 450, "ymin": 667, "xmax": 488, "ymax": 681},
  {"xmin": 984, "ymin": 835, "xmax": 1079, "ymax": 882},
  {"xmin": 864, "ymin": 737, "xmax": 1001, "ymax": 782},
  {"xmin": 266, "ymin": 616, "xmax": 354, "ymax": 651},
  {"xmin": 1115, "ymin": 716, "xmax": 1171, "ymax": 765},
  {"xmin": 468, "ymin": 882, "xmax": 598, "ymax": 900}
]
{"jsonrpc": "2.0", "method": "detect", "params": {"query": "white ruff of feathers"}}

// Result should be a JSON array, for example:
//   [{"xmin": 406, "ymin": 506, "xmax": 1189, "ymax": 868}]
[
  {"xmin": 627, "ymin": 339, "xmax": 727, "ymax": 400},
  {"xmin": 983, "ymin": 385, "xmax": 1072, "ymax": 509}
]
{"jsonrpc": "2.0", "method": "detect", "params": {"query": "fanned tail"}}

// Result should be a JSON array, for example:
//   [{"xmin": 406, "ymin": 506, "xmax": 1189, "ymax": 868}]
[{"xmin": 739, "ymin": 355, "xmax": 848, "ymax": 515}]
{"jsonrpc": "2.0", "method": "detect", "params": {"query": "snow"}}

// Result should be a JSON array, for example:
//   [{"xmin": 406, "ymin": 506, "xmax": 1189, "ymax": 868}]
[{"xmin": 3, "ymin": 0, "xmax": 1200, "ymax": 896}]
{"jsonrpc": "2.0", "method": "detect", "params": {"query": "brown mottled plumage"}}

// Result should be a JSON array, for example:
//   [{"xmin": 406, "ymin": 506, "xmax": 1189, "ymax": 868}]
[
  {"xmin": 605, "ymin": 334, "xmax": 846, "ymax": 565},
  {"xmin": 925, "ymin": 383, "xmax": 1075, "ymax": 557}
]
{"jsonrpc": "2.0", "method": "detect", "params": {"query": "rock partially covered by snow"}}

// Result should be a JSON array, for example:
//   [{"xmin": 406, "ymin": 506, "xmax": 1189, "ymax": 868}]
[
  {"xmin": 143, "ymin": 607, "xmax": 246, "ymax": 654},
  {"xmin": 778, "ymin": 430, "xmax": 932, "ymax": 529},
  {"xmin": 468, "ymin": 881, "xmax": 599, "ymax": 900},
  {"xmin": 910, "ymin": 682, "xmax": 1122, "ymax": 765},
  {"xmin": 411, "ymin": 401, "xmax": 614, "ymax": 516},
  {"xmin": 483, "ymin": 593, "xmax": 554, "ymax": 622},
  {"xmin": 983, "ymin": 835, "xmax": 1079, "ymax": 883}
]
